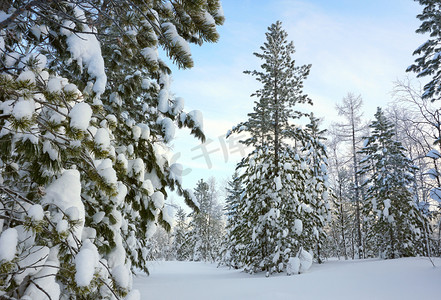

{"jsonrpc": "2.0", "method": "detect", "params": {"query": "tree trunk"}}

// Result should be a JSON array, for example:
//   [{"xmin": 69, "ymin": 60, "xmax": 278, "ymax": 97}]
[
  {"xmin": 351, "ymin": 114, "xmax": 363, "ymax": 259},
  {"xmin": 274, "ymin": 72, "xmax": 279, "ymax": 175}
]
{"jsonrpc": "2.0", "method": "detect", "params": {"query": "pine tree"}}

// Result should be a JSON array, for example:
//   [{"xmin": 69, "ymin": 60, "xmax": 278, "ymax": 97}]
[
  {"xmin": 407, "ymin": 0, "xmax": 441, "ymax": 101},
  {"xmin": 303, "ymin": 114, "xmax": 331, "ymax": 263},
  {"xmin": 187, "ymin": 178, "xmax": 224, "ymax": 262},
  {"xmin": 326, "ymin": 168, "xmax": 354, "ymax": 259},
  {"xmin": 145, "ymin": 226, "xmax": 173, "ymax": 261},
  {"xmin": 227, "ymin": 21, "xmax": 329, "ymax": 275},
  {"xmin": 359, "ymin": 107, "xmax": 428, "ymax": 258},
  {"xmin": 218, "ymin": 171, "xmax": 244, "ymax": 268},
  {"xmin": 171, "ymin": 207, "xmax": 191, "ymax": 261},
  {"xmin": 0, "ymin": 1, "xmax": 223, "ymax": 298}
]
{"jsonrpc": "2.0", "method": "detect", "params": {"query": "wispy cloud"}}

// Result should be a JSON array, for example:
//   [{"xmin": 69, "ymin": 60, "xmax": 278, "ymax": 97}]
[{"xmin": 168, "ymin": 0, "xmax": 427, "ymax": 190}]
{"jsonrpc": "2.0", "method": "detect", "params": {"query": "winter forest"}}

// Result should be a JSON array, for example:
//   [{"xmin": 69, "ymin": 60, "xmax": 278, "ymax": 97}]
[{"xmin": 1, "ymin": 0, "xmax": 441, "ymax": 299}]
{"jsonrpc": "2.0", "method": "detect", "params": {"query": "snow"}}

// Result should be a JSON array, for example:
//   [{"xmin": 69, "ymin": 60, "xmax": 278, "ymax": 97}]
[
  {"xmin": 62, "ymin": 21, "xmax": 107, "ymax": 95},
  {"xmin": 287, "ymin": 257, "xmax": 300, "ymax": 275},
  {"xmin": 0, "ymin": 228, "xmax": 18, "ymax": 261},
  {"xmin": 31, "ymin": 26, "xmax": 41, "ymax": 40},
  {"xmin": 5, "ymin": 52, "xmax": 20, "ymax": 68},
  {"xmin": 0, "ymin": 203, "xmax": 3, "ymax": 232},
  {"xmin": 158, "ymin": 74, "xmax": 170, "ymax": 113},
  {"xmin": 17, "ymin": 70, "xmax": 36, "ymax": 84},
  {"xmin": 141, "ymin": 47, "xmax": 158, "ymax": 63},
  {"xmin": 14, "ymin": 246, "xmax": 49, "ymax": 284},
  {"xmin": 162, "ymin": 206, "xmax": 174, "ymax": 227},
  {"xmin": 112, "ymin": 264, "xmax": 130, "ymax": 288},
  {"xmin": 383, "ymin": 199, "xmax": 391, "ymax": 218},
  {"xmin": 146, "ymin": 222, "xmax": 157, "ymax": 239},
  {"xmin": 171, "ymin": 97, "xmax": 184, "ymax": 115},
  {"xmin": 132, "ymin": 125, "xmax": 141, "ymax": 141},
  {"xmin": 42, "ymin": 169, "xmax": 84, "ymax": 240},
  {"xmin": 0, "ymin": 35, "xmax": 4, "ymax": 54},
  {"xmin": 169, "ymin": 163, "xmax": 183, "ymax": 184},
  {"xmin": 46, "ymin": 77, "xmax": 62, "ymax": 93},
  {"xmin": 274, "ymin": 176, "xmax": 282, "ymax": 191},
  {"xmin": 92, "ymin": 211, "xmax": 105, "ymax": 224},
  {"xmin": 43, "ymin": 140, "xmax": 58, "ymax": 161},
  {"xmin": 151, "ymin": 191, "xmax": 165, "ymax": 209},
  {"xmin": 96, "ymin": 158, "xmax": 117, "ymax": 186},
  {"xmin": 426, "ymin": 149, "xmax": 441, "ymax": 159},
  {"xmin": 75, "ymin": 240, "xmax": 98, "ymax": 287},
  {"xmin": 94, "ymin": 128, "xmax": 111, "ymax": 151},
  {"xmin": 161, "ymin": 117, "xmax": 175, "ymax": 142},
  {"xmin": 430, "ymin": 187, "xmax": 441, "ymax": 202},
  {"xmin": 138, "ymin": 124, "xmax": 150, "ymax": 140},
  {"xmin": 133, "ymin": 258, "xmax": 441, "ymax": 300},
  {"xmin": 112, "ymin": 182, "xmax": 128, "ymax": 206},
  {"xmin": 125, "ymin": 290, "xmax": 141, "ymax": 300},
  {"xmin": 188, "ymin": 110, "xmax": 203, "ymax": 129},
  {"xmin": 427, "ymin": 168, "xmax": 439, "ymax": 180},
  {"xmin": 203, "ymin": 11, "xmax": 216, "ymax": 26},
  {"xmin": 130, "ymin": 158, "xmax": 145, "ymax": 181},
  {"xmin": 22, "ymin": 248, "xmax": 60, "ymax": 300},
  {"xmin": 161, "ymin": 22, "xmax": 191, "ymax": 57},
  {"xmin": 56, "ymin": 219, "xmax": 69, "ymax": 233},
  {"xmin": 20, "ymin": 53, "xmax": 47, "ymax": 70},
  {"xmin": 293, "ymin": 219, "xmax": 302, "ymax": 235},
  {"xmin": 69, "ymin": 102, "xmax": 92, "ymax": 131},
  {"xmin": 298, "ymin": 249, "xmax": 313, "ymax": 273},
  {"xmin": 28, "ymin": 204, "xmax": 44, "ymax": 221},
  {"xmin": 12, "ymin": 98, "xmax": 35, "ymax": 120}
]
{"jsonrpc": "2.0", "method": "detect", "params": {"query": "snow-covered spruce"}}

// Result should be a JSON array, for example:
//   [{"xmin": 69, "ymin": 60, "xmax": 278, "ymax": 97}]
[
  {"xmin": 186, "ymin": 178, "xmax": 224, "ymax": 262},
  {"xmin": 358, "ymin": 107, "xmax": 428, "ymax": 258},
  {"xmin": 224, "ymin": 21, "xmax": 330, "ymax": 275}
]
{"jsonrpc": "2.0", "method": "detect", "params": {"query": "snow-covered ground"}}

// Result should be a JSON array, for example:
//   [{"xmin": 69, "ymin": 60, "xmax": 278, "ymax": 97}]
[{"xmin": 133, "ymin": 257, "xmax": 441, "ymax": 300}]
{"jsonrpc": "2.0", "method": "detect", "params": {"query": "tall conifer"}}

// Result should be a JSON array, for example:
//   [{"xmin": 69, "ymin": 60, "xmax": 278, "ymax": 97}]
[{"xmin": 227, "ymin": 21, "xmax": 329, "ymax": 275}]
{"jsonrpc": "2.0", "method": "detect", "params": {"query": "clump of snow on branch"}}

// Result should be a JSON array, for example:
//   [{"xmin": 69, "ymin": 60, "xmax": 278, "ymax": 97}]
[
  {"xmin": 61, "ymin": 11, "xmax": 106, "ymax": 96},
  {"xmin": 70, "ymin": 102, "xmax": 92, "ymax": 131},
  {"xmin": 0, "ymin": 228, "xmax": 18, "ymax": 262}
]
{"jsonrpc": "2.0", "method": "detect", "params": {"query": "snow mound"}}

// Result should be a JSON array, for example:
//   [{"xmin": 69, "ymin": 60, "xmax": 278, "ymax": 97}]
[{"xmin": 287, "ymin": 257, "xmax": 300, "ymax": 275}]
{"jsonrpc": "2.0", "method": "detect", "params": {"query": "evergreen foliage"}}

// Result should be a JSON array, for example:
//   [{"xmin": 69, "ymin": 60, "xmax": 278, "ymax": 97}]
[
  {"xmin": 0, "ymin": 1, "xmax": 223, "ymax": 298},
  {"xmin": 218, "ymin": 171, "xmax": 244, "ymax": 268},
  {"xmin": 359, "ymin": 107, "xmax": 428, "ymax": 258},
  {"xmin": 171, "ymin": 207, "xmax": 192, "ymax": 261},
  {"xmin": 187, "ymin": 178, "xmax": 224, "ymax": 262},
  {"xmin": 407, "ymin": 0, "xmax": 441, "ymax": 101},
  {"xmin": 226, "ymin": 21, "xmax": 329, "ymax": 275}
]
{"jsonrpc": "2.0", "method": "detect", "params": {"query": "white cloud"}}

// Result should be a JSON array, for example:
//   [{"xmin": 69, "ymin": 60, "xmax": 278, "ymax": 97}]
[
  {"xmin": 273, "ymin": 0, "xmax": 427, "ymax": 123},
  {"xmin": 167, "ymin": 0, "xmax": 428, "ymax": 189}
]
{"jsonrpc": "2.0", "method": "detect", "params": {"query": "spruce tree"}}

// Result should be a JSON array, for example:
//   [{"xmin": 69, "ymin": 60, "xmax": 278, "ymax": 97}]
[
  {"xmin": 303, "ymin": 114, "xmax": 331, "ymax": 263},
  {"xmin": 218, "ymin": 171, "xmax": 244, "ymax": 268},
  {"xmin": 187, "ymin": 178, "xmax": 224, "ymax": 262},
  {"xmin": 359, "ymin": 107, "xmax": 427, "ymax": 258},
  {"xmin": 171, "ymin": 207, "xmax": 191, "ymax": 261},
  {"xmin": 227, "ymin": 21, "xmax": 329, "ymax": 275},
  {"xmin": 407, "ymin": 0, "xmax": 441, "ymax": 101},
  {"xmin": 0, "ymin": 1, "xmax": 223, "ymax": 298}
]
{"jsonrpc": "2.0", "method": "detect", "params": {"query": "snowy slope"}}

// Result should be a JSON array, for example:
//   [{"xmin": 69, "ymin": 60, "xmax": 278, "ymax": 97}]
[{"xmin": 133, "ymin": 258, "xmax": 441, "ymax": 300}]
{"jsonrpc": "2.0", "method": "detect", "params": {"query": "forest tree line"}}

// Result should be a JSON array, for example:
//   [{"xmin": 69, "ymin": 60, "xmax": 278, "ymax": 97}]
[{"xmin": 1, "ymin": 0, "xmax": 441, "ymax": 299}]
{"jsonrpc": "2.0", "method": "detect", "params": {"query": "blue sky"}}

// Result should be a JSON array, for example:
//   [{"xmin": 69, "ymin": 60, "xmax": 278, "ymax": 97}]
[{"xmin": 166, "ymin": 0, "xmax": 427, "ymax": 200}]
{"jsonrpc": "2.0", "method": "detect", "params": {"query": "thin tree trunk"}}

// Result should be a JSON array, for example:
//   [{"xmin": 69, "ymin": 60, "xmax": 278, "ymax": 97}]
[
  {"xmin": 390, "ymin": 226, "xmax": 395, "ymax": 259},
  {"xmin": 274, "ymin": 72, "xmax": 279, "ymax": 174},
  {"xmin": 339, "ymin": 201, "xmax": 348, "ymax": 260},
  {"xmin": 351, "ymin": 114, "xmax": 362, "ymax": 259}
]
